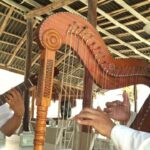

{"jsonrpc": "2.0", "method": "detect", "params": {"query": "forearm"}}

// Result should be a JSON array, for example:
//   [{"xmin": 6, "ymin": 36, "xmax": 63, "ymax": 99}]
[{"xmin": 0, "ymin": 114, "xmax": 22, "ymax": 136}]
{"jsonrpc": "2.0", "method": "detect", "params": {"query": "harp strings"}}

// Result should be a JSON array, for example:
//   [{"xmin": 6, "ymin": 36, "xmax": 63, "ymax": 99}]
[
  {"xmin": 55, "ymin": 21, "xmax": 132, "ymax": 149},
  {"xmin": 81, "ymin": 26, "xmax": 89, "ymax": 150},
  {"xmin": 55, "ymin": 24, "xmax": 82, "ymax": 149},
  {"xmin": 70, "ymin": 26, "xmax": 82, "ymax": 150},
  {"xmin": 63, "ymin": 24, "xmax": 77, "ymax": 149},
  {"xmin": 74, "ymin": 32, "xmax": 83, "ymax": 150},
  {"xmin": 55, "ymin": 27, "xmax": 71, "ymax": 149}
]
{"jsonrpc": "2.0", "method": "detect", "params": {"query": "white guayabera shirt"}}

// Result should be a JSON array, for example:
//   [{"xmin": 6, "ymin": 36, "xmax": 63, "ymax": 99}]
[
  {"xmin": 111, "ymin": 125, "xmax": 150, "ymax": 150},
  {"xmin": 0, "ymin": 103, "xmax": 13, "ymax": 128}
]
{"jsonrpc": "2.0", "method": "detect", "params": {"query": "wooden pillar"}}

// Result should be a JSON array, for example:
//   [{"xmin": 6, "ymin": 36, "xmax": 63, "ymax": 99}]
[
  {"xmin": 82, "ymin": 0, "xmax": 97, "ymax": 128},
  {"xmin": 23, "ymin": 18, "xmax": 33, "ymax": 131},
  {"xmin": 77, "ymin": 1, "xmax": 98, "ymax": 150},
  {"xmin": 87, "ymin": 0, "xmax": 97, "ymax": 27}
]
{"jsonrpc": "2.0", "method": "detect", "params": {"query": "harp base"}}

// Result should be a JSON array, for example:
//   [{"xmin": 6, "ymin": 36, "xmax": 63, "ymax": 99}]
[{"xmin": 19, "ymin": 131, "xmax": 34, "ymax": 150}]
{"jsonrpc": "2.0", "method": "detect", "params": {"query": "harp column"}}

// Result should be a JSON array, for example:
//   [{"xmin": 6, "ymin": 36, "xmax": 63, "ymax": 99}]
[
  {"xmin": 77, "ymin": 1, "xmax": 98, "ymax": 150},
  {"xmin": 82, "ymin": 0, "xmax": 97, "ymax": 127},
  {"xmin": 34, "ymin": 29, "xmax": 62, "ymax": 150}
]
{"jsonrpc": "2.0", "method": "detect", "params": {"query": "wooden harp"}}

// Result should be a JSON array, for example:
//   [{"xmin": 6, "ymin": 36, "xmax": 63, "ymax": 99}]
[{"xmin": 34, "ymin": 12, "xmax": 150, "ymax": 150}]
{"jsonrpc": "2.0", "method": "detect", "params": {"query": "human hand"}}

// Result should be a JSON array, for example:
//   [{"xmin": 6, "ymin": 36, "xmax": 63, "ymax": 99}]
[
  {"xmin": 74, "ymin": 107, "xmax": 115, "ymax": 138},
  {"xmin": 104, "ymin": 91, "xmax": 130, "ymax": 123},
  {"xmin": 6, "ymin": 89, "xmax": 24, "ymax": 118}
]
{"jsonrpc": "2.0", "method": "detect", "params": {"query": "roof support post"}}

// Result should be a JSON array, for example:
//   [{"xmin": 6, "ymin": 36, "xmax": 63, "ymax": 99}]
[
  {"xmin": 23, "ymin": 18, "xmax": 33, "ymax": 131},
  {"xmin": 79, "ymin": 0, "xmax": 97, "ymax": 150},
  {"xmin": 82, "ymin": 0, "xmax": 97, "ymax": 110}
]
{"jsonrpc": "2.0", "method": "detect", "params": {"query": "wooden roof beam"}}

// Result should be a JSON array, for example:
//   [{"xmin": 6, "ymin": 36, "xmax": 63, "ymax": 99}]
[
  {"xmin": 6, "ymin": 35, "xmax": 26, "ymax": 66},
  {"xmin": 0, "ymin": 7, "xmax": 14, "ymax": 36},
  {"xmin": 7, "ymin": 21, "xmax": 37, "ymax": 66},
  {"xmin": 79, "ymin": 1, "xmax": 149, "ymax": 17},
  {"xmin": 1, "ymin": 0, "xmax": 42, "ymax": 21},
  {"xmin": 1, "ymin": 0, "xmax": 29, "ymax": 12},
  {"xmin": 31, "ymin": 55, "xmax": 40, "ymax": 66},
  {"xmin": 22, "ymin": 0, "xmax": 55, "ymax": 17},
  {"xmin": 80, "ymin": 0, "xmax": 150, "ymax": 47},
  {"xmin": 21, "ymin": 0, "xmax": 43, "ymax": 8},
  {"xmin": 114, "ymin": 0, "xmax": 150, "ymax": 25},
  {"xmin": 98, "ymin": 7, "xmax": 150, "ymax": 27},
  {"xmin": 55, "ymin": 51, "xmax": 72, "ymax": 67},
  {"xmin": 77, "ymin": 0, "xmax": 150, "ymax": 60},
  {"xmin": 119, "ymin": 47, "xmax": 150, "ymax": 54},
  {"xmin": 54, "ymin": 79, "xmax": 83, "ymax": 91},
  {"xmin": 0, "ymin": 50, "xmax": 25, "ymax": 61},
  {"xmin": 115, "ymin": 29, "xmax": 149, "ymax": 38},
  {"xmin": 108, "ymin": 47, "xmax": 128, "ymax": 58},
  {"xmin": 59, "ymin": 72, "xmax": 83, "ymax": 80},
  {"xmin": 25, "ymin": 0, "xmax": 77, "ymax": 18},
  {"xmin": 69, "ymin": 64, "xmax": 83, "ymax": 74},
  {"xmin": 100, "ymin": 14, "xmax": 150, "ymax": 30},
  {"xmin": 97, "ymin": 26, "xmax": 150, "ymax": 60}
]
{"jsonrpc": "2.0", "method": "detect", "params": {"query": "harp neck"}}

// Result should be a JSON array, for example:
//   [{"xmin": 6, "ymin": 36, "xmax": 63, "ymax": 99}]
[
  {"xmin": 0, "ymin": 75, "xmax": 37, "ymax": 106},
  {"xmin": 38, "ymin": 12, "xmax": 150, "ymax": 89}
]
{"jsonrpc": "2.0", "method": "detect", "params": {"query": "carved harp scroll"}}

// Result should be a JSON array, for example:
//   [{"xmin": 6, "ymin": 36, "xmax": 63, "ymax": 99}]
[{"xmin": 34, "ymin": 12, "xmax": 150, "ymax": 150}]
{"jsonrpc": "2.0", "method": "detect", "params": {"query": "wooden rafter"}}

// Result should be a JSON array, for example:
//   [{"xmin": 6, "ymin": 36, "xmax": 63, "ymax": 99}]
[
  {"xmin": 31, "ymin": 55, "xmax": 40, "ymax": 66},
  {"xmin": 119, "ymin": 47, "xmax": 150, "ymax": 54},
  {"xmin": 0, "ymin": 7, "xmax": 14, "ymax": 36},
  {"xmin": 102, "ymin": 14, "xmax": 150, "ymax": 30},
  {"xmin": 59, "ymin": 72, "xmax": 83, "ymax": 80},
  {"xmin": 6, "ymin": 35, "xmax": 26, "ymax": 66},
  {"xmin": 55, "ymin": 51, "xmax": 72, "ymax": 67},
  {"xmin": 97, "ymin": 26, "xmax": 150, "ymax": 60},
  {"xmin": 25, "ymin": 0, "xmax": 77, "ymax": 18},
  {"xmin": 80, "ymin": 0, "xmax": 150, "ymax": 46},
  {"xmin": 1, "ymin": 0, "xmax": 29, "ymax": 12},
  {"xmin": 108, "ymin": 47, "xmax": 128, "ymax": 58},
  {"xmin": 6, "ymin": 21, "xmax": 37, "ymax": 66},
  {"xmin": 115, "ymin": 0, "xmax": 150, "ymax": 25},
  {"xmin": 97, "ymin": 7, "xmax": 149, "ymax": 27},
  {"xmin": 79, "ymin": 1, "xmax": 149, "ymax": 20}
]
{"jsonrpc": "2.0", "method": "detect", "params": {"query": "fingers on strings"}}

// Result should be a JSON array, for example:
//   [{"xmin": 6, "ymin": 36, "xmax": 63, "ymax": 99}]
[
  {"xmin": 105, "ymin": 100, "xmax": 122, "ymax": 108},
  {"xmin": 74, "ymin": 107, "xmax": 103, "ymax": 125},
  {"xmin": 5, "ymin": 89, "xmax": 19, "ymax": 104}
]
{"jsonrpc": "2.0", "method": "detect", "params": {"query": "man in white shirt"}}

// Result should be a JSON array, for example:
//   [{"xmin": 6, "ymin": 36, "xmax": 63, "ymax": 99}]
[
  {"xmin": 0, "ymin": 89, "xmax": 24, "ymax": 136},
  {"xmin": 74, "ymin": 91, "xmax": 150, "ymax": 150}
]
